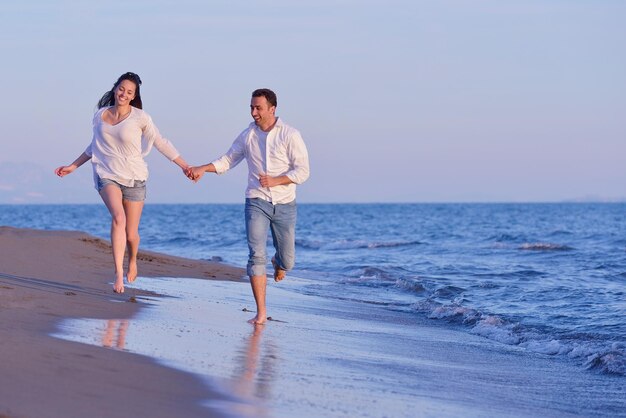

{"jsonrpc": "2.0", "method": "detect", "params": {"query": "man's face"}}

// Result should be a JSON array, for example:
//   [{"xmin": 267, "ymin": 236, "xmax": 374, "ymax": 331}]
[{"xmin": 250, "ymin": 96, "xmax": 275, "ymax": 128}]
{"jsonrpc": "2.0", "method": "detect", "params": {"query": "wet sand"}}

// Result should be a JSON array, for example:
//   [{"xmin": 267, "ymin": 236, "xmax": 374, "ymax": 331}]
[
  {"xmin": 55, "ymin": 277, "xmax": 626, "ymax": 418},
  {"xmin": 0, "ymin": 226, "xmax": 245, "ymax": 418}
]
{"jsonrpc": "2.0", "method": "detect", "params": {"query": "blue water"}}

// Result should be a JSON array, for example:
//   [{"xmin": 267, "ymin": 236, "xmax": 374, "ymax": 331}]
[{"xmin": 2, "ymin": 203, "xmax": 625, "ymax": 377}]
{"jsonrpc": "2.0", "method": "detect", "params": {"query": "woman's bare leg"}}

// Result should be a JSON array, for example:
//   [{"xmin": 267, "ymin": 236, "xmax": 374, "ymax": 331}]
[
  {"xmin": 99, "ymin": 186, "xmax": 126, "ymax": 293},
  {"xmin": 123, "ymin": 199, "xmax": 144, "ymax": 283}
]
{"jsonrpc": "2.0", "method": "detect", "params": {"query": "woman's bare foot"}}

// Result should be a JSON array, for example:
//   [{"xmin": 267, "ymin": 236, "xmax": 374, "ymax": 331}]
[
  {"xmin": 113, "ymin": 275, "xmax": 124, "ymax": 293},
  {"xmin": 127, "ymin": 260, "xmax": 138, "ymax": 283}
]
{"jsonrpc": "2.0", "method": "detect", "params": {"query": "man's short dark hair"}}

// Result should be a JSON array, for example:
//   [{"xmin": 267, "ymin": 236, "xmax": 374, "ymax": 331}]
[{"xmin": 252, "ymin": 88, "xmax": 277, "ymax": 108}]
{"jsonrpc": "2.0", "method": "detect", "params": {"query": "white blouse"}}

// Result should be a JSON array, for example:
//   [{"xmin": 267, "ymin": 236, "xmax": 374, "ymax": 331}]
[{"xmin": 84, "ymin": 106, "xmax": 180, "ymax": 188}]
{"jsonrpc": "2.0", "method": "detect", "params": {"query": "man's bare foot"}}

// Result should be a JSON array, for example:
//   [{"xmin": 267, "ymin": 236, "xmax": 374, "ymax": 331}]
[
  {"xmin": 127, "ymin": 261, "xmax": 138, "ymax": 283},
  {"xmin": 271, "ymin": 257, "xmax": 287, "ymax": 282},
  {"xmin": 247, "ymin": 314, "xmax": 267, "ymax": 325},
  {"xmin": 113, "ymin": 276, "xmax": 124, "ymax": 293}
]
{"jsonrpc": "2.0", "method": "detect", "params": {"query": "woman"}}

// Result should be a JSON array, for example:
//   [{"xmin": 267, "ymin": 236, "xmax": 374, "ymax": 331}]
[{"xmin": 55, "ymin": 72, "xmax": 192, "ymax": 293}]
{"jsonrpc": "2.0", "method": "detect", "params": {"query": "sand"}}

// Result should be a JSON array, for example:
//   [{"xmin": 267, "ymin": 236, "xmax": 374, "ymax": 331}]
[{"xmin": 0, "ymin": 226, "xmax": 245, "ymax": 418}]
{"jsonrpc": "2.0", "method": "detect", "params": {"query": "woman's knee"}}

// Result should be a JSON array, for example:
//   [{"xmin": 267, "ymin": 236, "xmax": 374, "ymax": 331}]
[
  {"xmin": 111, "ymin": 212, "xmax": 126, "ymax": 228},
  {"xmin": 126, "ymin": 229, "xmax": 140, "ymax": 243}
]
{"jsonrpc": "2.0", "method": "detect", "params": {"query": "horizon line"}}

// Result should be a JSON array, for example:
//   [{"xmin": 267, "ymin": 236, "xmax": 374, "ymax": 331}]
[{"xmin": 1, "ymin": 200, "xmax": 625, "ymax": 206}]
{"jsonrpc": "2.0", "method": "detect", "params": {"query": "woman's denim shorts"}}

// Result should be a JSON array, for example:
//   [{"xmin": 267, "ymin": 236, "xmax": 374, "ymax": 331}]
[{"xmin": 97, "ymin": 177, "xmax": 146, "ymax": 202}]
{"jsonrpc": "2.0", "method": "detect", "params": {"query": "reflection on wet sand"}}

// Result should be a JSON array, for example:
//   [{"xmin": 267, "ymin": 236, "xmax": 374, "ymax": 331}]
[
  {"xmin": 232, "ymin": 324, "xmax": 278, "ymax": 403},
  {"xmin": 102, "ymin": 319, "xmax": 129, "ymax": 350}
]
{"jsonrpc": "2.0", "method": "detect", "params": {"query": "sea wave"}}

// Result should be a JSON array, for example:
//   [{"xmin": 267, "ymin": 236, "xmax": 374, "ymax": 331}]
[
  {"xmin": 519, "ymin": 242, "xmax": 574, "ymax": 251},
  {"xmin": 489, "ymin": 233, "xmax": 524, "ymax": 243},
  {"xmin": 338, "ymin": 267, "xmax": 425, "ymax": 294},
  {"xmin": 340, "ymin": 266, "xmax": 398, "ymax": 283},
  {"xmin": 584, "ymin": 346, "xmax": 626, "ymax": 374},
  {"xmin": 296, "ymin": 238, "xmax": 422, "ymax": 251},
  {"xmin": 411, "ymin": 300, "xmax": 625, "ymax": 376},
  {"xmin": 474, "ymin": 269, "xmax": 545, "ymax": 280},
  {"xmin": 394, "ymin": 278, "xmax": 426, "ymax": 294}
]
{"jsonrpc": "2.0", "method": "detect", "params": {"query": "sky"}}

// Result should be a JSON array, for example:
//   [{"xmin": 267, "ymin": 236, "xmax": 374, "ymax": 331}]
[{"xmin": 0, "ymin": 0, "xmax": 624, "ymax": 204}]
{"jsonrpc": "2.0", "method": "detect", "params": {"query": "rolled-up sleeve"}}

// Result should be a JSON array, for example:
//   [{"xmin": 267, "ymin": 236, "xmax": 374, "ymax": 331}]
[
  {"xmin": 285, "ymin": 131, "xmax": 310, "ymax": 184},
  {"xmin": 211, "ymin": 132, "xmax": 246, "ymax": 174}
]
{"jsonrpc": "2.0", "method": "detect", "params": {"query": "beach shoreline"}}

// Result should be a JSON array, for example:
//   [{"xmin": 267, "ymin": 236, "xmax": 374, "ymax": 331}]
[
  {"xmin": 0, "ymin": 226, "xmax": 245, "ymax": 418},
  {"xmin": 2, "ymin": 224, "xmax": 625, "ymax": 418}
]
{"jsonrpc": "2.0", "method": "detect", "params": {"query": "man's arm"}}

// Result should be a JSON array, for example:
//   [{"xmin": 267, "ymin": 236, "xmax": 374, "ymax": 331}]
[
  {"xmin": 188, "ymin": 131, "xmax": 248, "ymax": 182},
  {"xmin": 284, "ymin": 131, "xmax": 310, "ymax": 184},
  {"xmin": 259, "ymin": 174, "xmax": 293, "ymax": 188}
]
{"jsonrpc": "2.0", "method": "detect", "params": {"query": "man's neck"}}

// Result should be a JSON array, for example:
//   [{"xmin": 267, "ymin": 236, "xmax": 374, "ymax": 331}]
[{"xmin": 257, "ymin": 117, "xmax": 277, "ymax": 132}]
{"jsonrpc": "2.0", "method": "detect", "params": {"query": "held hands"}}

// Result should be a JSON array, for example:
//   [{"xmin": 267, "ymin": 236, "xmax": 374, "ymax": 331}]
[
  {"xmin": 184, "ymin": 166, "xmax": 206, "ymax": 183},
  {"xmin": 183, "ymin": 166, "xmax": 194, "ymax": 181}
]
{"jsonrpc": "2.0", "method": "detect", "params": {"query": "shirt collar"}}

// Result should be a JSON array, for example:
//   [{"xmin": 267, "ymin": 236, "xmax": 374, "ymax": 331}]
[{"xmin": 250, "ymin": 117, "xmax": 282, "ymax": 132}]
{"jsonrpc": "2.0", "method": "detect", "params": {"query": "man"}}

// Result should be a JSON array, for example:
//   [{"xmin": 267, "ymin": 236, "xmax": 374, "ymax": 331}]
[{"xmin": 189, "ymin": 89, "xmax": 310, "ymax": 324}]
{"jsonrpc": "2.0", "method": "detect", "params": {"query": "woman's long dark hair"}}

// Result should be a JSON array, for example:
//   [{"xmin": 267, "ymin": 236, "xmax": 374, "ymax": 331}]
[{"xmin": 97, "ymin": 72, "xmax": 143, "ymax": 109}]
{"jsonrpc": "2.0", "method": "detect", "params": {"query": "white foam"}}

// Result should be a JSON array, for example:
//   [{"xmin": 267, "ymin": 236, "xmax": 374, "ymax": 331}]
[
  {"xmin": 520, "ymin": 339, "xmax": 565, "ymax": 355},
  {"xmin": 417, "ymin": 302, "xmax": 626, "ymax": 375},
  {"xmin": 519, "ymin": 242, "xmax": 573, "ymax": 251},
  {"xmin": 298, "ymin": 238, "xmax": 420, "ymax": 251},
  {"xmin": 471, "ymin": 317, "xmax": 521, "ymax": 345},
  {"xmin": 427, "ymin": 304, "xmax": 481, "ymax": 324}
]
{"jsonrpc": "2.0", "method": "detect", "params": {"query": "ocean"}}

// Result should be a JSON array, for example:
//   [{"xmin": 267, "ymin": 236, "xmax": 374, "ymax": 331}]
[{"xmin": 2, "ymin": 203, "xmax": 625, "ymax": 417}]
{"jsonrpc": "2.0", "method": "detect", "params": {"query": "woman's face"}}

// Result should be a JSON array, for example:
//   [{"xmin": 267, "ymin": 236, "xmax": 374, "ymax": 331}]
[{"xmin": 114, "ymin": 79, "xmax": 137, "ymax": 106}]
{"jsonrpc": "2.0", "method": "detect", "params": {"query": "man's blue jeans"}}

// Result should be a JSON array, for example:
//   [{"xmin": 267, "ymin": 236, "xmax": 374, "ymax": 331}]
[{"xmin": 245, "ymin": 198, "xmax": 297, "ymax": 277}]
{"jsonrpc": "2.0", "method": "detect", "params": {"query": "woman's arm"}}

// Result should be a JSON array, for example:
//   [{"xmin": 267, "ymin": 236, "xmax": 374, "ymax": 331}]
[
  {"xmin": 54, "ymin": 152, "xmax": 91, "ymax": 177},
  {"xmin": 173, "ymin": 156, "xmax": 198, "ymax": 180}
]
